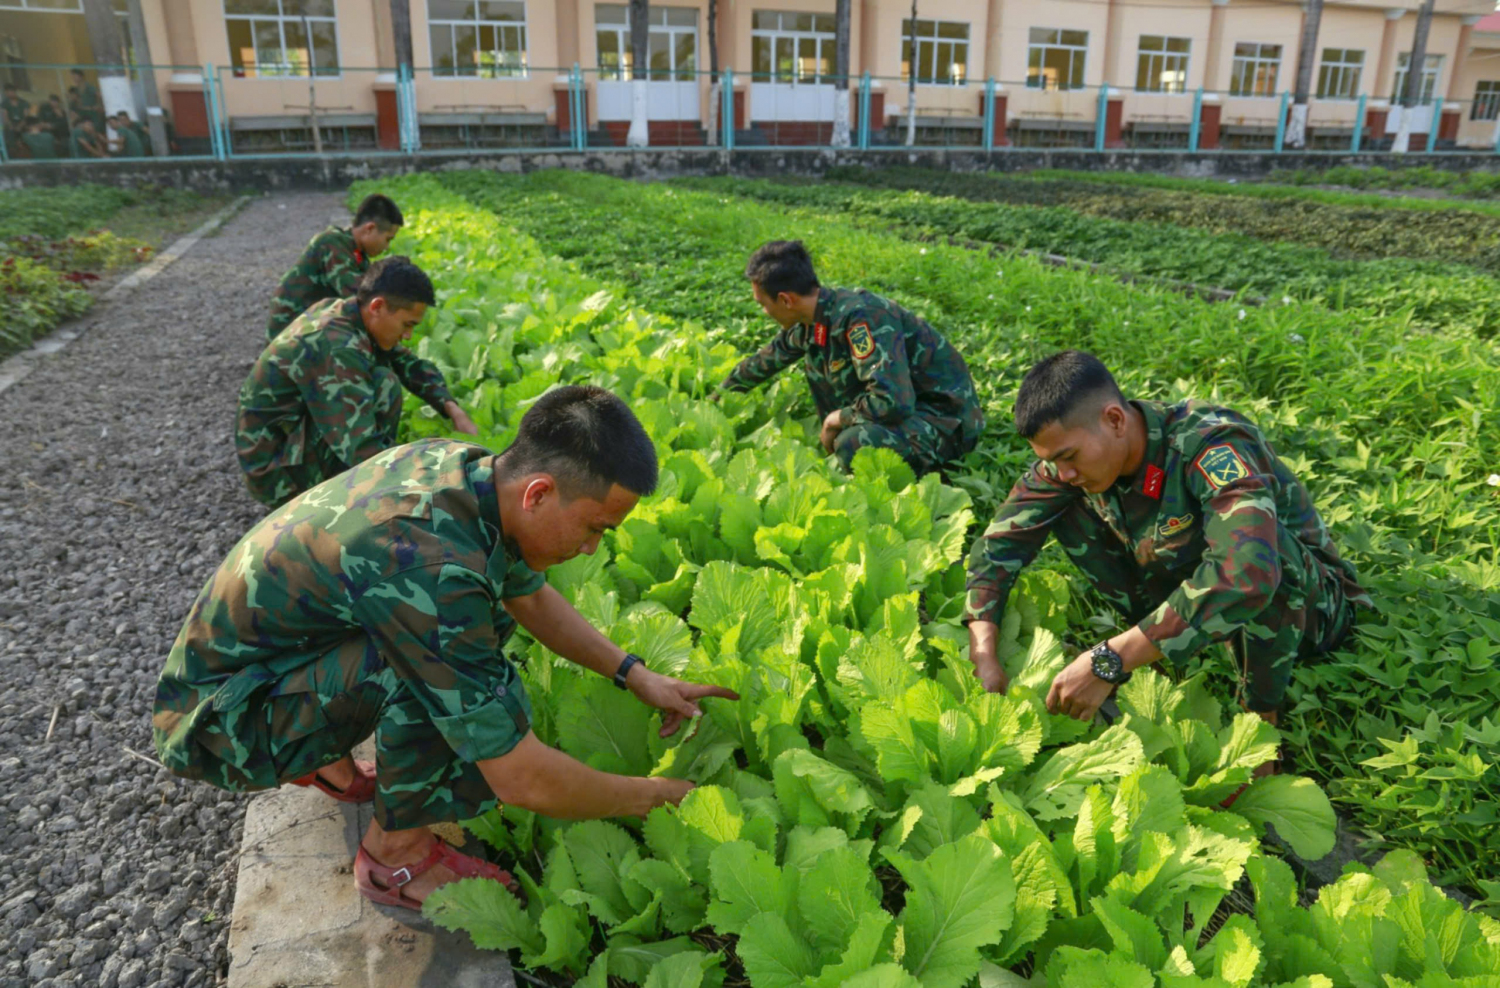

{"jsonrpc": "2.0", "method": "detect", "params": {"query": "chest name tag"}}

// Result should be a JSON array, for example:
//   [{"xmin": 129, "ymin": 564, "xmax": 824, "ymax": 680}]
[
  {"xmin": 814, "ymin": 323, "xmax": 828, "ymax": 347},
  {"xmin": 848, "ymin": 322, "xmax": 875, "ymax": 360},
  {"xmin": 1142, "ymin": 464, "xmax": 1164, "ymax": 500},
  {"xmin": 1195, "ymin": 444, "xmax": 1251, "ymax": 489},
  {"xmin": 1158, "ymin": 514, "xmax": 1195, "ymax": 539}
]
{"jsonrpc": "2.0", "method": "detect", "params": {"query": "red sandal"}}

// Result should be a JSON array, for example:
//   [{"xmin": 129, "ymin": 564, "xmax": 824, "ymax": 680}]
[
  {"xmin": 354, "ymin": 837, "xmax": 521, "ymax": 911},
  {"xmin": 289, "ymin": 759, "xmax": 377, "ymax": 804}
]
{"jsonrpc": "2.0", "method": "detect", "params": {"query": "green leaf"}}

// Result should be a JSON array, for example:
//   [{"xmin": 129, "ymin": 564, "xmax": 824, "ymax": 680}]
[
  {"xmin": 805, "ymin": 911, "xmax": 895, "ymax": 988},
  {"xmin": 1021, "ymin": 724, "xmax": 1145, "ymax": 821},
  {"xmin": 1228, "ymin": 775, "xmax": 1338, "ymax": 861},
  {"xmin": 1211, "ymin": 914, "xmax": 1264, "ymax": 988},
  {"xmin": 837, "ymin": 963, "xmax": 924, "ymax": 988},
  {"xmin": 422, "ymin": 876, "xmax": 543, "ymax": 955},
  {"xmin": 642, "ymin": 950, "xmax": 722, "ymax": 988},
  {"xmin": 1044, "ymin": 946, "xmax": 1155, "ymax": 988},
  {"xmin": 559, "ymin": 821, "xmax": 639, "ymax": 925},
  {"xmin": 706, "ymin": 840, "xmax": 795, "ymax": 933},
  {"xmin": 887, "ymin": 835, "xmax": 1016, "ymax": 988},
  {"xmin": 525, "ymin": 902, "xmax": 591, "ymax": 973},
  {"xmin": 772, "ymin": 748, "xmax": 875, "ymax": 833},
  {"xmin": 556, "ymin": 673, "xmax": 656, "ymax": 776},
  {"xmin": 737, "ymin": 912, "xmax": 820, "ymax": 988},
  {"xmin": 797, "ymin": 845, "xmax": 882, "ymax": 952},
  {"xmin": 1092, "ymin": 893, "xmax": 1169, "ymax": 970}
]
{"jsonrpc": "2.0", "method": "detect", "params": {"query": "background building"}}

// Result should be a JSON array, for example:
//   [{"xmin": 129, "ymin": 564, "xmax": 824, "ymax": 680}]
[{"xmin": 2, "ymin": 0, "xmax": 1498, "ymax": 153}]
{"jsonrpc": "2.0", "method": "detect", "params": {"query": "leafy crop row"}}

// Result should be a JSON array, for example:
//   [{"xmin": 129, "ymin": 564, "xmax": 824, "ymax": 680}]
[
  {"xmin": 1281, "ymin": 165, "xmax": 1500, "ymax": 199},
  {"xmin": 425, "ymin": 170, "xmax": 1500, "ymax": 907},
  {"xmin": 677, "ymin": 174, "xmax": 1500, "ymax": 340},
  {"xmin": 810, "ymin": 167, "xmax": 1500, "ymax": 273},
  {"xmin": 351, "ymin": 175, "xmax": 1500, "ymax": 986}
]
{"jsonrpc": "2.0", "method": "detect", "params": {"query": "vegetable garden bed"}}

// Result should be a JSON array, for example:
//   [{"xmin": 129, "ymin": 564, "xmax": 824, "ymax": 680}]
[{"xmin": 348, "ymin": 173, "xmax": 1500, "ymax": 986}]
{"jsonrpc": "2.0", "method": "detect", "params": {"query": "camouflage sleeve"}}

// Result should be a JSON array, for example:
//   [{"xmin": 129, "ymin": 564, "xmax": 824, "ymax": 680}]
[
  {"xmin": 321, "ymin": 238, "xmax": 365, "ymax": 298},
  {"xmin": 384, "ymin": 346, "xmax": 455, "ymax": 415},
  {"xmin": 500, "ymin": 554, "xmax": 547, "ymax": 599},
  {"xmin": 963, "ymin": 461, "xmax": 1080, "ymax": 625},
  {"xmin": 295, "ymin": 346, "xmax": 394, "ymax": 469},
  {"xmin": 840, "ymin": 310, "xmax": 914, "ymax": 426},
  {"xmin": 357, "ymin": 565, "xmax": 532, "ymax": 762},
  {"xmin": 1135, "ymin": 437, "xmax": 1282, "ymax": 663},
  {"xmin": 719, "ymin": 327, "xmax": 807, "ymax": 393}
]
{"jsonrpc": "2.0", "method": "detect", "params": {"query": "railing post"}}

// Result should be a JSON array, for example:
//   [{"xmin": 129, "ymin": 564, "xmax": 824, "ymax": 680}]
[
  {"xmin": 1426, "ymin": 96, "xmax": 1443, "ymax": 153},
  {"xmin": 1352, "ymin": 93, "xmax": 1366, "ymax": 153},
  {"xmin": 1273, "ymin": 90, "xmax": 1289, "ymax": 153},
  {"xmin": 1094, "ymin": 85, "xmax": 1108, "ymax": 152},
  {"xmin": 568, "ymin": 63, "xmax": 581, "ymax": 151},
  {"xmin": 1188, "ymin": 87, "xmax": 1203, "ymax": 152},
  {"xmin": 859, "ymin": 72, "xmax": 872, "ymax": 150},
  {"xmin": 983, "ymin": 76, "xmax": 996, "ymax": 152},
  {"xmin": 722, "ymin": 68, "xmax": 735, "ymax": 150},
  {"xmin": 204, "ymin": 64, "xmax": 225, "ymax": 161}
]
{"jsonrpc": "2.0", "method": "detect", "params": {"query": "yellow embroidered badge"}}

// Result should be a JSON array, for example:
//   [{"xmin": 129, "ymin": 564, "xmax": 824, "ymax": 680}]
[
  {"xmin": 1158, "ymin": 513, "xmax": 1195, "ymax": 538},
  {"xmin": 1194, "ymin": 445, "xmax": 1251, "ymax": 489},
  {"xmin": 848, "ymin": 322, "xmax": 875, "ymax": 360}
]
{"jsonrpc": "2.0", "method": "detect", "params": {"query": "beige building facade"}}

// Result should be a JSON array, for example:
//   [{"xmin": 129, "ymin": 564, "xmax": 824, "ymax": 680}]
[{"xmin": 3, "ymin": 0, "xmax": 1498, "ymax": 151}]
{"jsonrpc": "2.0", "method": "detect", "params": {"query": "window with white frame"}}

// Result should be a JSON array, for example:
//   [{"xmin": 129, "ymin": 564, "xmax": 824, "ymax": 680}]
[
  {"xmin": 903, "ymin": 19, "xmax": 969, "ymax": 86},
  {"xmin": 1136, "ymin": 35, "xmax": 1189, "ymax": 94},
  {"xmin": 1026, "ymin": 28, "xmax": 1087, "ymax": 92},
  {"xmin": 1228, "ymin": 42, "xmax": 1280, "ymax": 96},
  {"xmin": 596, "ymin": 5, "xmax": 697, "ymax": 81},
  {"xmin": 428, "ymin": 0, "xmax": 527, "ymax": 79},
  {"xmin": 1315, "ymin": 48, "xmax": 1363, "ymax": 99},
  {"xmin": 225, "ymin": 0, "xmax": 339, "ymax": 78},
  {"xmin": 751, "ymin": 11, "xmax": 836, "ymax": 84},
  {"xmin": 1472, "ymin": 80, "xmax": 1500, "ymax": 121},
  {"xmin": 1392, "ymin": 52, "xmax": 1443, "ymax": 106},
  {"xmin": 0, "ymin": 0, "xmax": 81, "ymax": 10}
]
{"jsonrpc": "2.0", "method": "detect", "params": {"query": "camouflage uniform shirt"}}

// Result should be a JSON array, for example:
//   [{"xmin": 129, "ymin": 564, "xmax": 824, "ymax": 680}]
[
  {"xmin": 965, "ymin": 399, "xmax": 1371, "ymax": 665},
  {"xmin": 153, "ymin": 440, "xmax": 545, "ymax": 789},
  {"xmin": 720, "ymin": 287, "xmax": 985, "ymax": 446},
  {"xmin": 236, "ymin": 297, "xmax": 454, "ymax": 508},
  {"xmin": 265, "ymin": 225, "xmax": 369, "ymax": 343}
]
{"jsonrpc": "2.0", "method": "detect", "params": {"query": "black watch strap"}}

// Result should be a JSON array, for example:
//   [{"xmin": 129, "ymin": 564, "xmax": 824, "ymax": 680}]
[{"xmin": 613, "ymin": 653, "xmax": 645, "ymax": 690}]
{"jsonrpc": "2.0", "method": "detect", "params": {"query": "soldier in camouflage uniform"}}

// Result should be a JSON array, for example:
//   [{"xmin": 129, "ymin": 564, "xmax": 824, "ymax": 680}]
[
  {"xmin": 237, "ymin": 256, "xmax": 478, "ymax": 509},
  {"xmin": 264, "ymin": 193, "xmax": 404, "ymax": 344},
  {"xmin": 156, "ymin": 386, "xmax": 738, "ymax": 909},
  {"xmin": 965, "ymin": 351, "xmax": 1370, "ymax": 737},
  {"xmin": 717, "ymin": 240, "xmax": 985, "ymax": 476}
]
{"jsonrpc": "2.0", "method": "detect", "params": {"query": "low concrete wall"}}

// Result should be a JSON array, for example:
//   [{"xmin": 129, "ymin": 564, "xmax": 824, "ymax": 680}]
[{"xmin": 3, "ymin": 148, "xmax": 1499, "ymax": 192}]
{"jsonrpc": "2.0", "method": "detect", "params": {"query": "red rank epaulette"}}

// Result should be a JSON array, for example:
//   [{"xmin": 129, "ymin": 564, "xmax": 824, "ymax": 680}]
[{"xmin": 1143, "ymin": 464, "xmax": 1164, "ymax": 500}]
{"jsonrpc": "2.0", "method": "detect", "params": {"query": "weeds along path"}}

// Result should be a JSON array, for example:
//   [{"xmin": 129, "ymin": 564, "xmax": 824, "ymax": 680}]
[{"xmin": 0, "ymin": 192, "xmax": 347, "ymax": 988}]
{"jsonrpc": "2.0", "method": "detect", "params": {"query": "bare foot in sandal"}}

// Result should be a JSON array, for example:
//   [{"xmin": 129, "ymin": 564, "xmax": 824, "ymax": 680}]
[{"xmin": 355, "ymin": 817, "xmax": 518, "ymax": 908}]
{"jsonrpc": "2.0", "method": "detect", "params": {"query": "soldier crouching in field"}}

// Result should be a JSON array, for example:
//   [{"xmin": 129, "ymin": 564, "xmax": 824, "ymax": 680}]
[
  {"xmin": 155, "ymin": 387, "xmax": 738, "ymax": 908},
  {"xmin": 236, "ymin": 255, "xmax": 478, "ymax": 509},
  {"xmin": 716, "ymin": 240, "xmax": 985, "ymax": 477},
  {"xmin": 264, "ymin": 193, "xmax": 403, "ymax": 344},
  {"xmin": 964, "ymin": 351, "xmax": 1370, "ymax": 797}
]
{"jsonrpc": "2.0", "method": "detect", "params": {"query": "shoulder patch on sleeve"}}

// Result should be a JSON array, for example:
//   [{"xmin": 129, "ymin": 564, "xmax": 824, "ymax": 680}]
[
  {"xmin": 1194, "ymin": 444, "xmax": 1251, "ymax": 489},
  {"xmin": 847, "ymin": 322, "xmax": 875, "ymax": 360}
]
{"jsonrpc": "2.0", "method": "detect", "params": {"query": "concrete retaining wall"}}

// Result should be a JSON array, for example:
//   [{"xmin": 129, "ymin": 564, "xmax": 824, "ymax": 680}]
[{"xmin": 3, "ymin": 148, "xmax": 1499, "ymax": 192}]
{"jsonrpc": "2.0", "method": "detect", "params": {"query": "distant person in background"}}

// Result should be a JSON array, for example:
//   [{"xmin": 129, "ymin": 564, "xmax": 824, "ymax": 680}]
[
  {"xmin": 68, "ymin": 117, "xmax": 107, "ymax": 159},
  {"xmin": 2, "ymin": 83, "xmax": 28, "ymax": 157},
  {"xmin": 264, "ymin": 193, "xmax": 404, "ymax": 344},
  {"xmin": 109, "ymin": 111, "xmax": 145, "ymax": 157},
  {"xmin": 39, "ymin": 95, "xmax": 69, "ymax": 145},
  {"xmin": 70, "ymin": 69, "xmax": 104, "ymax": 131},
  {"xmin": 21, "ymin": 117, "xmax": 57, "ymax": 160}
]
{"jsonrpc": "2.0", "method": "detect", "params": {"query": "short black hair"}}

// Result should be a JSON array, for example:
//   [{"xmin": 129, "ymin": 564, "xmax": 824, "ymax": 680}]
[
  {"xmin": 356, "ymin": 255, "xmax": 434, "ymax": 310},
  {"xmin": 1013, "ymin": 350, "xmax": 1127, "ymax": 439},
  {"xmin": 115, "ymin": 110, "xmax": 133, "ymax": 122},
  {"xmin": 353, "ymin": 193, "xmax": 403, "ymax": 231},
  {"xmin": 497, "ymin": 386, "xmax": 658, "ymax": 500},
  {"xmin": 745, "ymin": 240, "xmax": 820, "ymax": 298}
]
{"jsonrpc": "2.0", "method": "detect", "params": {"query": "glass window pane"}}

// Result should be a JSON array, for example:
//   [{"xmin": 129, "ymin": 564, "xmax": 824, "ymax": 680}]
[
  {"xmin": 1061, "ymin": 29, "xmax": 1087, "ymax": 48},
  {"xmin": 1234, "ymin": 41, "xmax": 1255, "ymax": 58},
  {"xmin": 752, "ymin": 11, "xmax": 778, "ymax": 30},
  {"xmin": 676, "ymin": 31, "xmax": 696, "ymax": 77},
  {"xmin": 798, "ymin": 35, "xmax": 816, "ymax": 81},
  {"xmin": 1140, "ymin": 35, "xmax": 1162, "ymax": 53},
  {"xmin": 285, "ymin": 0, "xmax": 333, "ymax": 16},
  {"xmin": 918, "ymin": 40, "xmax": 934, "ymax": 83},
  {"xmin": 814, "ymin": 14, "xmax": 834, "ymax": 34},
  {"xmin": 790, "ymin": 13, "xmax": 812, "ymax": 32},
  {"xmin": 1167, "ymin": 37, "xmax": 1189, "ymax": 53},
  {"xmin": 596, "ymin": 4, "xmax": 626, "ymax": 26},
  {"xmin": 226, "ymin": 0, "xmax": 276, "ymax": 13},
  {"xmin": 820, "ymin": 37, "xmax": 835, "ymax": 79},
  {"xmin": 903, "ymin": 38, "xmax": 913, "ymax": 82},
  {"xmin": 938, "ymin": 21, "xmax": 967, "ymax": 40},
  {"xmin": 775, "ymin": 36, "xmax": 793, "ymax": 81},
  {"xmin": 752, "ymin": 36, "xmax": 771, "ymax": 76},
  {"xmin": 310, "ymin": 20, "xmax": 338, "ymax": 75},
  {"xmin": 429, "ymin": 0, "xmax": 471, "ymax": 22},
  {"xmin": 431, "ymin": 24, "xmax": 456, "ymax": 73},
  {"xmin": 1136, "ymin": 54, "xmax": 1153, "ymax": 91},
  {"xmin": 934, "ymin": 42, "xmax": 952, "ymax": 83},
  {"xmin": 453, "ymin": 24, "xmax": 478, "ymax": 75},
  {"xmin": 664, "ymin": 7, "xmax": 695, "ymax": 27},
  {"xmin": 1029, "ymin": 27, "xmax": 1053, "ymax": 44},
  {"xmin": 227, "ymin": 18, "xmax": 256, "ymax": 74},
  {"xmin": 253, "ymin": 20, "xmax": 283, "ymax": 71},
  {"xmin": 649, "ymin": 32, "xmax": 670, "ymax": 79},
  {"xmin": 477, "ymin": 23, "xmax": 497, "ymax": 52},
  {"xmin": 480, "ymin": 0, "xmax": 523, "ymax": 21}
]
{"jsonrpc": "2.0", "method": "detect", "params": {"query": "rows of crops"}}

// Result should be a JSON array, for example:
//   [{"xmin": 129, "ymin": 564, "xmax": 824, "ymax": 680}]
[{"xmin": 355, "ymin": 172, "xmax": 1500, "ymax": 986}]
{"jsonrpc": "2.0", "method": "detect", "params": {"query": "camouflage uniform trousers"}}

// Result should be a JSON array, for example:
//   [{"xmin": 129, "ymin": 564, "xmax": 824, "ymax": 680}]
[
  {"xmin": 182, "ymin": 634, "xmax": 528, "ymax": 831},
  {"xmin": 832, "ymin": 412, "xmax": 976, "ymax": 476},
  {"xmin": 1057, "ymin": 514, "xmax": 1358, "ymax": 712},
  {"xmin": 253, "ymin": 366, "xmax": 404, "ymax": 509}
]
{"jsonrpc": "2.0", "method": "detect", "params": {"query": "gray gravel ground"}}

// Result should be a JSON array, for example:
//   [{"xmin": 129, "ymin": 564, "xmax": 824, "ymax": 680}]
[{"xmin": 0, "ymin": 192, "xmax": 350, "ymax": 988}]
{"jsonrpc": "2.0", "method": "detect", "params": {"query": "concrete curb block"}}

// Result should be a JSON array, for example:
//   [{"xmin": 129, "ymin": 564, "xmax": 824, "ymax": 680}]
[{"xmin": 0, "ymin": 195, "xmax": 250, "ymax": 398}]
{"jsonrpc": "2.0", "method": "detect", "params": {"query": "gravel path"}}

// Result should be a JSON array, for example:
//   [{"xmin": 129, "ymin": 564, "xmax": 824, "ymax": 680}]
[{"xmin": 0, "ymin": 192, "xmax": 350, "ymax": 988}]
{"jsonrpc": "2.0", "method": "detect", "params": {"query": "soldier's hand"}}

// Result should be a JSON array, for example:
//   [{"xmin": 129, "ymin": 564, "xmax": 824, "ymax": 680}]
[
  {"xmin": 819, "ymin": 410, "xmax": 844, "ymax": 454},
  {"xmin": 972, "ymin": 653, "xmax": 1009, "ymax": 694},
  {"xmin": 446, "ymin": 401, "xmax": 479, "ymax": 436},
  {"xmin": 626, "ymin": 667, "xmax": 740, "ymax": 738},
  {"xmin": 650, "ymin": 776, "xmax": 696, "ymax": 809},
  {"xmin": 1046, "ymin": 651, "xmax": 1114, "ymax": 722}
]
